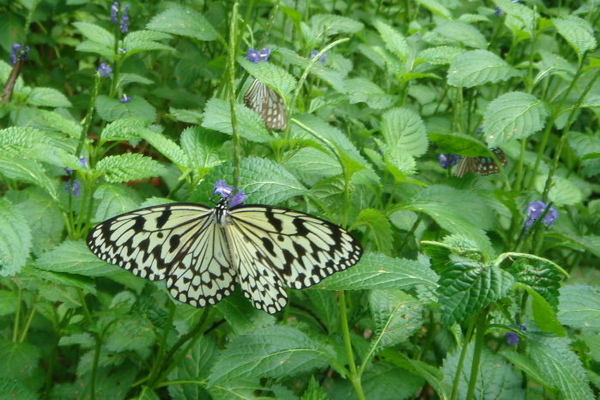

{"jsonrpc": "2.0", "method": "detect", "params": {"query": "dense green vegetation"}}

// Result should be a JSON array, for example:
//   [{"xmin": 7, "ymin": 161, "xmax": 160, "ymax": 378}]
[{"xmin": 1, "ymin": 0, "xmax": 599, "ymax": 399}]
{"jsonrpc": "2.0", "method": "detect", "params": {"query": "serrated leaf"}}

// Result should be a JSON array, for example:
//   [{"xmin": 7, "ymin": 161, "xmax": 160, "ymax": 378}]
[
  {"xmin": 122, "ymin": 30, "xmax": 175, "ymax": 55},
  {"xmin": 26, "ymin": 87, "xmax": 71, "ymax": 107},
  {"xmin": 521, "ymin": 286, "xmax": 566, "ymax": 337},
  {"xmin": 34, "ymin": 240, "xmax": 117, "ymax": 277},
  {"xmin": 73, "ymin": 21, "xmax": 115, "ymax": 49},
  {"xmin": 208, "ymin": 326, "xmax": 334, "ymax": 386},
  {"xmin": 370, "ymin": 289, "xmax": 424, "ymax": 351},
  {"xmin": 552, "ymin": 16, "xmax": 597, "ymax": 57},
  {"xmin": 139, "ymin": 128, "xmax": 188, "ymax": 167},
  {"xmin": 0, "ymin": 339, "xmax": 40, "ymax": 379},
  {"xmin": 447, "ymin": 50, "xmax": 522, "ymax": 88},
  {"xmin": 26, "ymin": 109, "xmax": 82, "ymax": 138},
  {"xmin": 483, "ymin": 92, "xmax": 548, "ymax": 147},
  {"xmin": 420, "ymin": 46, "xmax": 464, "ymax": 65},
  {"xmin": 104, "ymin": 317, "xmax": 156, "ymax": 352},
  {"xmin": 0, "ymin": 378, "xmax": 37, "ymax": 400},
  {"xmin": 524, "ymin": 335, "xmax": 594, "ymax": 400},
  {"xmin": 416, "ymin": 0, "xmax": 452, "ymax": 19},
  {"xmin": 284, "ymin": 147, "xmax": 343, "ymax": 186},
  {"xmin": 432, "ymin": 21, "xmax": 487, "ymax": 49},
  {"xmin": 534, "ymin": 175, "xmax": 582, "ymax": 206},
  {"xmin": 344, "ymin": 78, "xmax": 398, "ymax": 109},
  {"xmin": 356, "ymin": 209, "xmax": 393, "ymax": 254},
  {"xmin": 168, "ymin": 336, "xmax": 218, "ymax": 400},
  {"xmin": 100, "ymin": 118, "xmax": 152, "ymax": 142},
  {"xmin": 373, "ymin": 20, "xmax": 409, "ymax": 61},
  {"xmin": 147, "ymin": 5, "xmax": 219, "ymax": 41},
  {"xmin": 363, "ymin": 362, "xmax": 425, "ymax": 400},
  {"xmin": 96, "ymin": 153, "xmax": 166, "ymax": 183},
  {"xmin": 91, "ymin": 183, "xmax": 143, "ymax": 222},
  {"xmin": 0, "ymin": 198, "xmax": 31, "ymax": 276},
  {"xmin": 0, "ymin": 156, "xmax": 57, "ymax": 200},
  {"xmin": 238, "ymin": 58, "xmax": 296, "ymax": 96},
  {"xmin": 308, "ymin": 14, "xmax": 364, "ymax": 36},
  {"xmin": 217, "ymin": 292, "xmax": 276, "ymax": 335},
  {"xmin": 557, "ymin": 285, "xmax": 600, "ymax": 330},
  {"xmin": 202, "ymin": 97, "xmax": 274, "ymax": 143},
  {"xmin": 180, "ymin": 126, "xmax": 224, "ymax": 171},
  {"xmin": 207, "ymin": 378, "xmax": 262, "ymax": 400},
  {"xmin": 509, "ymin": 258, "xmax": 561, "ymax": 309},
  {"xmin": 380, "ymin": 107, "xmax": 428, "ymax": 173},
  {"xmin": 437, "ymin": 262, "xmax": 514, "ymax": 325},
  {"xmin": 319, "ymin": 252, "xmax": 438, "ymax": 290},
  {"xmin": 96, "ymin": 95, "xmax": 157, "ymax": 122}
]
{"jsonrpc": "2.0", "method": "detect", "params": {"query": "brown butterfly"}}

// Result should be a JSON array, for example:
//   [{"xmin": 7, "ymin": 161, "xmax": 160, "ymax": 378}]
[
  {"xmin": 455, "ymin": 147, "xmax": 507, "ymax": 177},
  {"xmin": 244, "ymin": 79, "xmax": 287, "ymax": 131},
  {"xmin": 2, "ymin": 45, "xmax": 29, "ymax": 105}
]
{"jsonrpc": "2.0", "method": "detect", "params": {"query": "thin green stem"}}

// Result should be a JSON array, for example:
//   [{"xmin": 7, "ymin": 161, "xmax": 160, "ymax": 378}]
[
  {"xmin": 466, "ymin": 313, "xmax": 487, "ymax": 400},
  {"xmin": 338, "ymin": 291, "xmax": 365, "ymax": 400},
  {"xmin": 228, "ymin": 2, "xmax": 242, "ymax": 190},
  {"xmin": 450, "ymin": 321, "xmax": 474, "ymax": 400}
]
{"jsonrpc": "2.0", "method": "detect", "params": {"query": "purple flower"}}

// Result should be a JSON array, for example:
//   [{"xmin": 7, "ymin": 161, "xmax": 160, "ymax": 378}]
[
  {"xmin": 524, "ymin": 200, "xmax": 558, "ymax": 230},
  {"xmin": 65, "ymin": 180, "xmax": 82, "ymax": 197},
  {"xmin": 119, "ymin": 94, "xmax": 132, "ymax": 103},
  {"xmin": 110, "ymin": 2, "xmax": 119, "ymax": 23},
  {"xmin": 64, "ymin": 167, "xmax": 73, "ymax": 175},
  {"xmin": 246, "ymin": 48, "xmax": 261, "ymax": 63},
  {"xmin": 120, "ymin": 3, "xmax": 130, "ymax": 33},
  {"xmin": 506, "ymin": 332, "xmax": 519, "ymax": 346},
  {"xmin": 310, "ymin": 50, "xmax": 328, "ymax": 63},
  {"xmin": 259, "ymin": 47, "xmax": 271, "ymax": 62},
  {"xmin": 97, "ymin": 62, "xmax": 112, "ymax": 78},
  {"xmin": 213, "ymin": 180, "xmax": 246, "ymax": 207},
  {"xmin": 79, "ymin": 157, "xmax": 88, "ymax": 167},
  {"xmin": 9, "ymin": 43, "xmax": 29, "ymax": 66},
  {"xmin": 439, "ymin": 153, "xmax": 461, "ymax": 169},
  {"xmin": 494, "ymin": 6, "xmax": 503, "ymax": 16}
]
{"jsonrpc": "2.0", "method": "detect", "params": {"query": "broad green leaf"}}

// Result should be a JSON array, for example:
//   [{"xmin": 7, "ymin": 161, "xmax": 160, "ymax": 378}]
[
  {"xmin": 568, "ymin": 132, "xmax": 600, "ymax": 159},
  {"xmin": 524, "ymin": 287, "xmax": 566, "ymax": 337},
  {"xmin": 91, "ymin": 183, "xmax": 144, "ymax": 221},
  {"xmin": 100, "ymin": 118, "xmax": 152, "ymax": 142},
  {"xmin": 417, "ymin": 0, "xmax": 452, "ymax": 18},
  {"xmin": 34, "ymin": 240, "xmax": 118, "ymax": 277},
  {"xmin": 208, "ymin": 326, "xmax": 334, "ymax": 385},
  {"xmin": 345, "ymin": 78, "xmax": 398, "ymax": 109},
  {"xmin": 558, "ymin": 285, "xmax": 600, "ymax": 330},
  {"xmin": 96, "ymin": 95, "xmax": 157, "ymax": 122},
  {"xmin": 442, "ymin": 342, "xmax": 525, "ymax": 400},
  {"xmin": 535, "ymin": 175, "xmax": 582, "ymax": 206},
  {"xmin": 0, "ymin": 291, "xmax": 17, "ymax": 316},
  {"xmin": 0, "ymin": 198, "xmax": 31, "ymax": 276},
  {"xmin": 509, "ymin": 258, "xmax": 561, "ymax": 308},
  {"xmin": 363, "ymin": 362, "xmax": 425, "ymax": 400},
  {"xmin": 370, "ymin": 289, "xmax": 424, "ymax": 351},
  {"xmin": 96, "ymin": 153, "xmax": 166, "ymax": 183},
  {"xmin": 284, "ymin": 147, "xmax": 343, "ymax": 186},
  {"xmin": 104, "ymin": 316, "xmax": 156, "ymax": 352},
  {"xmin": 217, "ymin": 291, "xmax": 276, "ymax": 335},
  {"xmin": 494, "ymin": 0, "xmax": 538, "ymax": 37},
  {"xmin": 146, "ymin": 5, "xmax": 219, "ymax": 41},
  {"xmin": 180, "ymin": 126, "xmax": 225, "ymax": 171},
  {"xmin": 419, "ymin": 46, "xmax": 464, "ymax": 65},
  {"xmin": 202, "ymin": 97, "xmax": 274, "ymax": 143},
  {"xmin": 25, "ymin": 109, "xmax": 82, "ymax": 138},
  {"xmin": 73, "ymin": 21, "xmax": 115, "ymax": 50},
  {"xmin": 308, "ymin": 14, "xmax": 364, "ymax": 36},
  {"xmin": 0, "ymin": 378, "xmax": 37, "ymax": 400},
  {"xmin": 319, "ymin": 252, "xmax": 438, "ymax": 290},
  {"xmin": 380, "ymin": 107, "xmax": 428, "ymax": 173},
  {"xmin": 430, "ymin": 132, "xmax": 499, "ymax": 157},
  {"xmin": 0, "ymin": 339, "xmax": 40, "ymax": 379},
  {"xmin": 373, "ymin": 20, "xmax": 409, "ymax": 61},
  {"xmin": 208, "ymin": 378, "xmax": 262, "ymax": 400},
  {"xmin": 431, "ymin": 21, "xmax": 487, "ymax": 49},
  {"xmin": 552, "ymin": 16, "xmax": 597, "ymax": 58},
  {"xmin": 139, "ymin": 128, "xmax": 188, "ymax": 167},
  {"xmin": 447, "ymin": 50, "xmax": 522, "ymax": 88},
  {"xmin": 26, "ymin": 87, "xmax": 71, "ymax": 108},
  {"xmin": 168, "ymin": 336, "xmax": 218, "ymax": 400},
  {"xmin": 356, "ymin": 208, "xmax": 393, "ymax": 254},
  {"xmin": 524, "ymin": 335, "xmax": 594, "ymax": 400},
  {"xmin": 238, "ymin": 58, "xmax": 296, "ymax": 96},
  {"xmin": 437, "ymin": 261, "xmax": 514, "ymax": 325},
  {"xmin": 122, "ymin": 30, "xmax": 175, "ymax": 55},
  {"xmin": 24, "ymin": 266, "xmax": 97, "ymax": 294},
  {"xmin": 0, "ymin": 156, "xmax": 57, "ymax": 200},
  {"xmin": 483, "ymin": 92, "xmax": 548, "ymax": 147}
]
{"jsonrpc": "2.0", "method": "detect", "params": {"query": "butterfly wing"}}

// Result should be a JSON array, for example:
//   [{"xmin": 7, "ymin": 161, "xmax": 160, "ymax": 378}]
[
  {"xmin": 244, "ymin": 79, "xmax": 287, "ymax": 131},
  {"xmin": 225, "ymin": 205, "xmax": 362, "ymax": 313},
  {"xmin": 455, "ymin": 148, "xmax": 506, "ymax": 177},
  {"xmin": 87, "ymin": 203, "xmax": 237, "ymax": 308}
]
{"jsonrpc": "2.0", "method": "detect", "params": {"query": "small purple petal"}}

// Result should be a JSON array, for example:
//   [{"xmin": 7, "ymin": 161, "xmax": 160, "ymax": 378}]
[
  {"xmin": 213, "ymin": 180, "xmax": 234, "ymax": 198},
  {"xmin": 110, "ymin": 2, "xmax": 119, "ymax": 23},
  {"xmin": 439, "ymin": 153, "xmax": 461, "ymax": 169},
  {"xmin": 119, "ymin": 94, "xmax": 132, "ymax": 103},
  {"xmin": 64, "ymin": 167, "xmax": 73, "ymax": 175},
  {"xmin": 259, "ymin": 47, "xmax": 271, "ymax": 62},
  {"xmin": 79, "ymin": 157, "xmax": 88, "ymax": 167},
  {"xmin": 246, "ymin": 48, "xmax": 261, "ymax": 63},
  {"xmin": 97, "ymin": 62, "xmax": 112, "ymax": 78},
  {"xmin": 120, "ymin": 3, "xmax": 130, "ymax": 33},
  {"xmin": 506, "ymin": 332, "xmax": 519, "ymax": 346},
  {"xmin": 65, "ymin": 180, "xmax": 82, "ymax": 197},
  {"xmin": 229, "ymin": 192, "xmax": 246, "ymax": 207},
  {"xmin": 494, "ymin": 6, "xmax": 503, "ymax": 16},
  {"xmin": 524, "ymin": 200, "xmax": 558, "ymax": 230}
]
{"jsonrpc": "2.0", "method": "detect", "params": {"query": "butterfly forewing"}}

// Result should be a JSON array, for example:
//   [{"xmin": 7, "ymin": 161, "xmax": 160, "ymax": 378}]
[
  {"xmin": 244, "ymin": 79, "xmax": 287, "ymax": 131},
  {"xmin": 455, "ymin": 148, "xmax": 506, "ymax": 177}
]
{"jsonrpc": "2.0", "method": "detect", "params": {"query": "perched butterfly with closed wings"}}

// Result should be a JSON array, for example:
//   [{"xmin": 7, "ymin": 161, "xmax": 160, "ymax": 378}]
[
  {"xmin": 454, "ymin": 147, "xmax": 507, "ymax": 178},
  {"xmin": 244, "ymin": 79, "xmax": 287, "ymax": 131},
  {"xmin": 87, "ymin": 180, "xmax": 362, "ymax": 314},
  {"xmin": 2, "ymin": 44, "xmax": 29, "ymax": 105}
]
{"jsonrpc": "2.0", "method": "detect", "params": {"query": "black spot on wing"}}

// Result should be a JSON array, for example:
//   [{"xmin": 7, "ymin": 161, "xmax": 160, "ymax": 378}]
[
  {"xmin": 265, "ymin": 208, "xmax": 283, "ymax": 232},
  {"xmin": 156, "ymin": 208, "xmax": 172, "ymax": 228}
]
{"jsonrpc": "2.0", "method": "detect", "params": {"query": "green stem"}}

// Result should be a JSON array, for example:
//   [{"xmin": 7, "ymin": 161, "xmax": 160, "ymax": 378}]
[
  {"xmin": 466, "ymin": 313, "xmax": 487, "ymax": 400},
  {"xmin": 450, "ymin": 321, "xmax": 474, "ymax": 400},
  {"xmin": 338, "ymin": 291, "xmax": 365, "ymax": 400},
  {"xmin": 228, "ymin": 2, "xmax": 242, "ymax": 190}
]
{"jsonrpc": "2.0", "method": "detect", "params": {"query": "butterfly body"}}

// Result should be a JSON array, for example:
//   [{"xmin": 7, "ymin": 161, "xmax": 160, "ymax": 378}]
[{"xmin": 87, "ymin": 200, "xmax": 361, "ymax": 314}]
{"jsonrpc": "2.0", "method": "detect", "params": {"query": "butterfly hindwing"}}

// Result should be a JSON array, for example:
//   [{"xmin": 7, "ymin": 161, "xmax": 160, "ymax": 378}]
[
  {"xmin": 455, "ymin": 147, "xmax": 506, "ymax": 177},
  {"xmin": 244, "ymin": 79, "xmax": 287, "ymax": 131}
]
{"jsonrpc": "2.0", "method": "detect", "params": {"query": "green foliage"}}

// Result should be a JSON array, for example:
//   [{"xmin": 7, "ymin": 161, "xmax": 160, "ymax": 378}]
[{"xmin": 1, "ymin": 0, "xmax": 599, "ymax": 399}]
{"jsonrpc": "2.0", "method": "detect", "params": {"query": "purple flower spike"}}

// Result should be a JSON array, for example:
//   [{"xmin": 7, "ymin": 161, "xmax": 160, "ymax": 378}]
[
  {"xmin": 310, "ymin": 50, "xmax": 328, "ymax": 63},
  {"xmin": 120, "ymin": 3, "xmax": 130, "ymax": 33},
  {"xmin": 97, "ymin": 62, "xmax": 112, "ymax": 78},
  {"xmin": 65, "ymin": 180, "xmax": 82, "ymax": 197},
  {"xmin": 524, "ymin": 200, "xmax": 558, "ymax": 230},
  {"xmin": 110, "ymin": 2, "xmax": 119, "ymax": 23}
]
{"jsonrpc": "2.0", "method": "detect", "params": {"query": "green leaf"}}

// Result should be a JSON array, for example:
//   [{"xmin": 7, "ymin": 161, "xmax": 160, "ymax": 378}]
[
  {"xmin": 0, "ymin": 198, "xmax": 31, "ymax": 277},
  {"xmin": 0, "ymin": 339, "xmax": 40, "ymax": 379},
  {"xmin": 380, "ymin": 107, "xmax": 428, "ymax": 173},
  {"xmin": 442, "ymin": 342, "xmax": 525, "ymax": 399},
  {"xmin": 168, "ymin": 336, "xmax": 218, "ymax": 400},
  {"xmin": 73, "ymin": 21, "xmax": 115, "ymax": 53},
  {"xmin": 180, "ymin": 126, "xmax": 225, "ymax": 171},
  {"xmin": 300, "ymin": 377, "xmax": 329, "ymax": 400},
  {"xmin": 0, "ymin": 378, "xmax": 37, "ymax": 400},
  {"xmin": 534, "ymin": 175, "xmax": 582, "ymax": 206},
  {"xmin": 308, "ymin": 14, "xmax": 364, "ymax": 36},
  {"xmin": 319, "ymin": 252, "xmax": 438, "ymax": 290},
  {"xmin": 207, "ymin": 378, "xmax": 262, "ymax": 400},
  {"xmin": 552, "ymin": 16, "xmax": 597, "ymax": 58},
  {"xmin": 208, "ymin": 326, "xmax": 334, "ymax": 385},
  {"xmin": 429, "ymin": 132, "xmax": 501, "ymax": 157},
  {"xmin": 419, "ymin": 46, "xmax": 464, "ymax": 65},
  {"xmin": 373, "ymin": 20, "xmax": 409, "ymax": 61},
  {"xmin": 344, "ymin": 78, "xmax": 398, "ymax": 109},
  {"xmin": 356, "ymin": 208, "xmax": 393, "ymax": 254},
  {"xmin": 34, "ymin": 240, "xmax": 118, "ymax": 277},
  {"xmin": 558, "ymin": 285, "xmax": 600, "ymax": 330},
  {"xmin": 416, "ymin": 0, "xmax": 452, "ymax": 19},
  {"xmin": 27, "ymin": 87, "xmax": 72, "ymax": 107},
  {"xmin": 509, "ymin": 258, "xmax": 561, "ymax": 309},
  {"xmin": 523, "ymin": 335, "xmax": 594, "ymax": 400},
  {"xmin": 147, "ymin": 5, "xmax": 219, "ymax": 41},
  {"xmin": 202, "ymin": 97, "xmax": 274, "ymax": 143},
  {"xmin": 370, "ymin": 289, "xmax": 424, "ymax": 351},
  {"xmin": 284, "ymin": 147, "xmax": 343, "ymax": 186},
  {"xmin": 96, "ymin": 95, "xmax": 157, "ymax": 122},
  {"xmin": 95, "ymin": 153, "xmax": 166, "ymax": 183},
  {"xmin": 483, "ymin": 92, "xmax": 548, "ymax": 147},
  {"xmin": 104, "ymin": 316, "xmax": 156, "ymax": 352},
  {"xmin": 25, "ymin": 109, "xmax": 82, "ymax": 138},
  {"xmin": 0, "ymin": 156, "xmax": 57, "ymax": 200},
  {"xmin": 447, "ymin": 50, "xmax": 522, "ymax": 88},
  {"xmin": 100, "ymin": 118, "xmax": 152, "ymax": 142},
  {"xmin": 431, "ymin": 21, "xmax": 487, "ymax": 49},
  {"xmin": 363, "ymin": 362, "xmax": 425, "ymax": 400},
  {"xmin": 522, "ymin": 286, "xmax": 566, "ymax": 337},
  {"xmin": 238, "ymin": 58, "xmax": 296, "ymax": 96},
  {"xmin": 217, "ymin": 292, "xmax": 276, "ymax": 335},
  {"xmin": 437, "ymin": 261, "xmax": 514, "ymax": 325},
  {"xmin": 91, "ymin": 183, "xmax": 143, "ymax": 222},
  {"xmin": 139, "ymin": 128, "xmax": 188, "ymax": 167},
  {"xmin": 122, "ymin": 30, "xmax": 175, "ymax": 55}
]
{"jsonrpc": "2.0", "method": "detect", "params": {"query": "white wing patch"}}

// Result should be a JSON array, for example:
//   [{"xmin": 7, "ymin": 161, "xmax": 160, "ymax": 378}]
[{"xmin": 87, "ymin": 201, "xmax": 362, "ymax": 314}]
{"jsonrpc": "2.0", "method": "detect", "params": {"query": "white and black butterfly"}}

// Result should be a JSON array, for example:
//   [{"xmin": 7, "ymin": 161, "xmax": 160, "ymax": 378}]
[
  {"xmin": 455, "ymin": 147, "xmax": 507, "ymax": 178},
  {"xmin": 87, "ymin": 191, "xmax": 362, "ymax": 314},
  {"xmin": 244, "ymin": 79, "xmax": 287, "ymax": 131}
]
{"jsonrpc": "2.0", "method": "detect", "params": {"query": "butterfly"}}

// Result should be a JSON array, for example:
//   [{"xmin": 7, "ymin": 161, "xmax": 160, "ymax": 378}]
[
  {"xmin": 87, "ymin": 186, "xmax": 362, "ymax": 314},
  {"xmin": 454, "ymin": 147, "xmax": 507, "ymax": 178},
  {"xmin": 244, "ymin": 79, "xmax": 287, "ymax": 131},
  {"xmin": 2, "ymin": 45, "xmax": 29, "ymax": 105}
]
